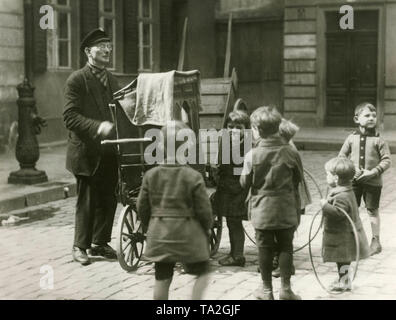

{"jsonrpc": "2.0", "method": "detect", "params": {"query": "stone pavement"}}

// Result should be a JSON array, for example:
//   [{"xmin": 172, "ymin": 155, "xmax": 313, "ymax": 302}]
[{"xmin": 0, "ymin": 151, "xmax": 396, "ymax": 300}]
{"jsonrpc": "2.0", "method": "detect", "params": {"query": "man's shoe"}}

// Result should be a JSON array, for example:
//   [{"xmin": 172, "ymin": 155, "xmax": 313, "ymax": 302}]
[
  {"xmin": 279, "ymin": 289, "xmax": 301, "ymax": 300},
  {"xmin": 89, "ymin": 244, "xmax": 117, "ymax": 259},
  {"xmin": 370, "ymin": 237, "xmax": 382, "ymax": 256},
  {"xmin": 254, "ymin": 285, "xmax": 274, "ymax": 300},
  {"xmin": 72, "ymin": 246, "xmax": 90, "ymax": 265},
  {"xmin": 219, "ymin": 255, "xmax": 246, "ymax": 267}
]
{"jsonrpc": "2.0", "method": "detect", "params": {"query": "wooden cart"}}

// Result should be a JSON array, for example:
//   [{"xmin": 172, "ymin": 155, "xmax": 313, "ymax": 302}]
[{"xmin": 104, "ymin": 71, "xmax": 222, "ymax": 272}]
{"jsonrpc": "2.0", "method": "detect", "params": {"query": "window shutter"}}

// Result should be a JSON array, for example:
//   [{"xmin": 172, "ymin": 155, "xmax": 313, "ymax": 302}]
[
  {"xmin": 160, "ymin": 0, "xmax": 174, "ymax": 71},
  {"xmin": 123, "ymin": 0, "xmax": 138, "ymax": 74},
  {"xmin": 32, "ymin": 0, "xmax": 47, "ymax": 74},
  {"xmin": 80, "ymin": 0, "xmax": 99, "ymax": 67}
]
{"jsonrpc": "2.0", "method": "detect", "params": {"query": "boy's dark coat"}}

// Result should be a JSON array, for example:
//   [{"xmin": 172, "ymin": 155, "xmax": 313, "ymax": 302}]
[
  {"xmin": 137, "ymin": 165, "xmax": 213, "ymax": 263},
  {"xmin": 322, "ymin": 185, "xmax": 370, "ymax": 262},
  {"xmin": 240, "ymin": 137, "xmax": 303, "ymax": 230},
  {"xmin": 213, "ymin": 136, "xmax": 249, "ymax": 219}
]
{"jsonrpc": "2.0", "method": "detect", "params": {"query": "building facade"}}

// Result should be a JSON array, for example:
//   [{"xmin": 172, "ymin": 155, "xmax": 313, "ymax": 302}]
[
  {"xmin": 282, "ymin": 0, "xmax": 396, "ymax": 130},
  {"xmin": 0, "ymin": 0, "xmax": 24, "ymax": 153}
]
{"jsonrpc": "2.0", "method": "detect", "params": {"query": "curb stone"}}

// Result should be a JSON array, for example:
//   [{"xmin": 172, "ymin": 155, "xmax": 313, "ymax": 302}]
[{"xmin": 0, "ymin": 182, "xmax": 76, "ymax": 218}]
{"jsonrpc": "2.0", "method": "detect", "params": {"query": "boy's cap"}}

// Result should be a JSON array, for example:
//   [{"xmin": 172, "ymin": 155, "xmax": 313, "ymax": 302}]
[{"xmin": 80, "ymin": 28, "xmax": 111, "ymax": 52}]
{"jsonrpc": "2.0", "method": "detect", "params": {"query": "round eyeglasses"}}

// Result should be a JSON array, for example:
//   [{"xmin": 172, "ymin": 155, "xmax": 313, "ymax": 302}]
[{"xmin": 95, "ymin": 43, "xmax": 113, "ymax": 51}]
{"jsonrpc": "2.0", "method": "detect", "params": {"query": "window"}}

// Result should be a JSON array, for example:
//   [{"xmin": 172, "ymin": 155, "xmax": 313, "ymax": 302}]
[
  {"xmin": 47, "ymin": 0, "xmax": 72, "ymax": 69},
  {"xmin": 138, "ymin": 0, "xmax": 154, "ymax": 72},
  {"xmin": 99, "ymin": 0, "xmax": 116, "ymax": 69}
]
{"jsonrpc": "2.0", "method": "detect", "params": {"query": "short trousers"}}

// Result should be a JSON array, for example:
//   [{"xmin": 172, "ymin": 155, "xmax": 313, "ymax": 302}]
[
  {"xmin": 352, "ymin": 183, "xmax": 382, "ymax": 210},
  {"xmin": 154, "ymin": 261, "xmax": 210, "ymax": 281},
  {"xmin": 255, "ymin": 228, "xmax": 295, "ymax": 253}
]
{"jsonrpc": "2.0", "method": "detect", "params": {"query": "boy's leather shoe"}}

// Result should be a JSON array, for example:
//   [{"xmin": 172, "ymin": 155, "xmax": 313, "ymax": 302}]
[
  {"xmin": 89, "ymin": 244, "xmax": 117, "ymax": 259},
  {"xmin": 370, "ymin": 238, "xmax": 382, "ymax": 256},
  {"xmin": 219, "ymin": 255, "xmax": 246, "ymax": 267},
  {"xmin": 254, "ymin": 286, "xmax": 274, "ymax": 300},
  {"xmin": 279, "ymin": 289, "xmax": 301, "ymax": 300},
  {"xmin": 329, "ymin": 280, "xmax": 351, "ymax": 293},
  {"xmin": 72, "ymin": 247, "xmax": 90, "ymax": 265}
]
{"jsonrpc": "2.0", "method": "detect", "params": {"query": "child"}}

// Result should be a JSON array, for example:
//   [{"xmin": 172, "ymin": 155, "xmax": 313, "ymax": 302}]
[
  {"xmin": 137, "ymin": 121, "xmax": 213, "ymax": 300},
  {"xmin": 270, "ymin": 119, "xmax": 311, "ymax": 277},
  {"xmin": 339, "ymin": 102, "xmax": 391, "ymax": 255},
  {"xmin": 240, "ymin": 106, "xmax": 303, "ymax": 300},
  {"xmin": 213, "ymin": 110, "xmax": 251, "ymax": 267},
  {"xmin": 320, "ymin": 157, "xmax": 370, "ymax": 292},
  {"xmin": 279, "ymin": 118, "xmax": 312, "ymax": 218}
]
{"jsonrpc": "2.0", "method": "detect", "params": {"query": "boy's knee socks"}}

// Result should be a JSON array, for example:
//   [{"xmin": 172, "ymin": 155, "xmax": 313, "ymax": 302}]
[
  {"xmin": 280, "ymin": 276, "xmax": 291, "ymax": 291},
  {"xmin": 258, "ymin": 247, "xmax": 273, "ymax": 283}
]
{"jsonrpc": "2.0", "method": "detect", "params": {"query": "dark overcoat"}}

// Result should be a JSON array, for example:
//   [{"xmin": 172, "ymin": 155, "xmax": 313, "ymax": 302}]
[
  {"xmin": 322, "ymin": 185, "xmax": 370, "ymax": 262},
  {"xmin": 213, "ymin": 136, "xmax": 249, "ymax": 219},
  {"xmin": 137, "ymin": 164, "xmax": 213, "ymax": 263},
  {"xmin": 63, "ymin": 64, "xmax": 119, "ymax": 176}
]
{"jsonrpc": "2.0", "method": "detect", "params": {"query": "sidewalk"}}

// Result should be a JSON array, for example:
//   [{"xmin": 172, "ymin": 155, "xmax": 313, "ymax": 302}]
[
  {"xmin": 0, "ymin": 145, "xmax": 74, "ymax": 215},
  {"xmin": 294, "ymin": 127, "xmax": 396, "ymax": 152}
]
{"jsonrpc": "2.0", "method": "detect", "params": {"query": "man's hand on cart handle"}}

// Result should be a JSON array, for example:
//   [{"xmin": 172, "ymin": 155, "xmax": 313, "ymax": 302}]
[{"xmin": 97, "ymin": 121, "xmax": 114, "ymax": 138}]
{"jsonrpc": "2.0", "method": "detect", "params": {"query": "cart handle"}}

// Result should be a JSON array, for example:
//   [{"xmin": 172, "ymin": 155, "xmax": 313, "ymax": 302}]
[{"xmin": 101, "ymin": 137, "xmax": 153, "ymax": 145}]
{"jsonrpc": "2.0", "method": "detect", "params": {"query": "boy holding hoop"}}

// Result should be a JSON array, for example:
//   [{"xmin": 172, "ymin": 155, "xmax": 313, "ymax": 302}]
[{"xmin": 321, "ymin": 157, "xmax": 370, "ymax": 292}]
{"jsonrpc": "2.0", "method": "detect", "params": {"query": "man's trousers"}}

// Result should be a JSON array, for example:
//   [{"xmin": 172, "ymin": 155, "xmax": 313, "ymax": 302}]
[{"xmin": 73, "ymin": 157, "xmax": 118, "ymax": 250}]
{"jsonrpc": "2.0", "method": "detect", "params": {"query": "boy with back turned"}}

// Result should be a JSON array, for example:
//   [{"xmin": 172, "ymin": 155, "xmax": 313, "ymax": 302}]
[{"xmin": 240, "ymin": 106, "xmax": 303, "ymax": 300}]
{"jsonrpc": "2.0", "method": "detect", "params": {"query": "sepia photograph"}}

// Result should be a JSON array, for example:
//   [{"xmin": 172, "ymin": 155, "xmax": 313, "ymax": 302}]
[{"xmin": 0, "ymin": 0, "xmax": 395, "ymax": 308}]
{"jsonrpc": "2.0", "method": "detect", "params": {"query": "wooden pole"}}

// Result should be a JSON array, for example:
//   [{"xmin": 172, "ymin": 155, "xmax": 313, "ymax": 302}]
[
  {"xmin": 177, "ymin": 18, "xmax": 188, "ymax": 71},
  {"xmin": 223, "ymin": 13, "xmax": 233, "ymax": 78}
]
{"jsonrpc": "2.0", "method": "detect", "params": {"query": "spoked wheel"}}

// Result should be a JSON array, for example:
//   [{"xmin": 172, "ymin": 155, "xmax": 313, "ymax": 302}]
[
  {"xmin": 116, "ymin": 204, "xmax": 145, "ymax": 272},
  {"xmin": 209, "ymin": 192, "xmax": 223, "ymax": 256}
]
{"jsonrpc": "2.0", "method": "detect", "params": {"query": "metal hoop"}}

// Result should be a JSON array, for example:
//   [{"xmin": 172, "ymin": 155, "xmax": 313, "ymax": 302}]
[{"xmin": 308, "ymin": 205, "xmax": 360, "ymax": 295}]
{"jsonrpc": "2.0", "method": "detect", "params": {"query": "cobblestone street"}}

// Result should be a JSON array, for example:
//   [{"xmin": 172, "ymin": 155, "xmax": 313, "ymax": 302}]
[{"xmin": 1, "ymin": 151, "xmax": 396, "ymax": 300}]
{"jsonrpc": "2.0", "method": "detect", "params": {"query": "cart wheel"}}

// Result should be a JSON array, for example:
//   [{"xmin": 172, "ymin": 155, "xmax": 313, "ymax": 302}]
[
  {"xmin": 116, "ymin": 204, "xmax": 145, "ymax": 272},
  {"xmin": 209, "ymin": 192, "xmax": 223, "ymax": 256},
  {"xmin": 233, "ymin": 98, "xmax": 248, "ymax": 113}
]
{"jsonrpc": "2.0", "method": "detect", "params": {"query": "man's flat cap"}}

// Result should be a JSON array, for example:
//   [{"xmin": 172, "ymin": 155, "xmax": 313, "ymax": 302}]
[{"xmin": 80, "ymin": 28, "xmax": 110, "ymax": 52}]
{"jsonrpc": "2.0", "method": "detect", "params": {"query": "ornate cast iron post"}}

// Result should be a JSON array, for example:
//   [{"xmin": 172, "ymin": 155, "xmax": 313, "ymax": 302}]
[{"xmin": 8, "ymin": 78, "xmax": 48, "ymax": 184}]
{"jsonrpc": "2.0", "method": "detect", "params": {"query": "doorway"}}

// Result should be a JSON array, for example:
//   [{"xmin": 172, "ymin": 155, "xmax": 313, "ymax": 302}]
[{"xmin": 325, "ymin": 10, "xmax": 378, "ymax": 126}]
